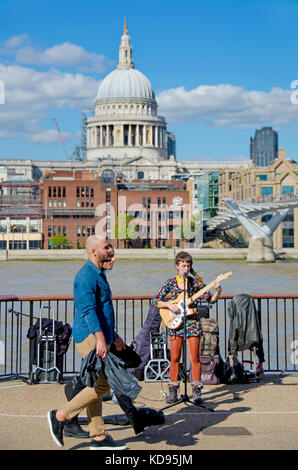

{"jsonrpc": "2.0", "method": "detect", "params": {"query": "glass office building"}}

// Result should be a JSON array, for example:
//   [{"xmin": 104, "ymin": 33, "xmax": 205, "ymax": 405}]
[{"xmin": 250, "ymin": 127, "xmax": 278, "ymax": 167}]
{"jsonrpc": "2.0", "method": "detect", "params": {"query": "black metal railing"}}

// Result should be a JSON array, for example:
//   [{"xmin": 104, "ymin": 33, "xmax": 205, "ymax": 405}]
[{"xmin": 0, "ymin": 294, "xmax": 297, "ymax": 379}]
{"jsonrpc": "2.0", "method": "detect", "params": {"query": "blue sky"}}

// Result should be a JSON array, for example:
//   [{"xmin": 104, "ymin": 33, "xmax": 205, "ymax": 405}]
[{"xmin": 0, "ymin": 0, "xmax": 298, "ymax": 162}]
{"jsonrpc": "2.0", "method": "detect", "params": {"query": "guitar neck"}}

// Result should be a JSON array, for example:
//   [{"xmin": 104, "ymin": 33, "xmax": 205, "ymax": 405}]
[
  {"xmin": 185, "ymin": 271, "xmax": 232, "ymax": 307},
  {"xmin": 186, "ymin": 281, "xmax": 214, "ymax": 307}
]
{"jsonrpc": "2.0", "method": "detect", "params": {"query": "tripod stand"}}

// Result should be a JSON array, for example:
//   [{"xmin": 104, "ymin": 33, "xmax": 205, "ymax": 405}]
[{"xmin": 161, "ymin": 276, "xmax": 214, "ymax": 413}]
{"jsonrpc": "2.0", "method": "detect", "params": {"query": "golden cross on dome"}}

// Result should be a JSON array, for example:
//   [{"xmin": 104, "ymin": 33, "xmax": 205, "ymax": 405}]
[{"xmin": 124, "ymin": 18, "xmax": 128, "ymax": 34}]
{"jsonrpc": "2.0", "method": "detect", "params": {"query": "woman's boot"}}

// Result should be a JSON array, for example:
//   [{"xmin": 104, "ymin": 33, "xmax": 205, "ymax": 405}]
[
  {"xmin": 166, "ymin": 382, "xmax": 179, "ymax": 404},
  {"xmin": 192, "ymin": 382, "xmax": 203, "ymax": 404}
]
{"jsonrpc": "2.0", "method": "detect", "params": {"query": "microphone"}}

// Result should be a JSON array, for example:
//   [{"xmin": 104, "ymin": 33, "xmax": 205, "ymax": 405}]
[{"xmin": 183, "ymin": 271, "xmax": 188, "ymax": 278}]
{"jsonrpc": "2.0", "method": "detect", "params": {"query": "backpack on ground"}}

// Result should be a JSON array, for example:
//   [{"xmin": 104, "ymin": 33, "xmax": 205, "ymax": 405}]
[{"xmin": 200, "ymin": 318, "xmax": 219, "ymax": 357}]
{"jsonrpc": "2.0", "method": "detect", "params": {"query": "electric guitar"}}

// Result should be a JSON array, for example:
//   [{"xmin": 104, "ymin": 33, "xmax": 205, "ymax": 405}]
[{"xmin": 159, "ymin": 271, "xmax": 232, "ymax": 330}]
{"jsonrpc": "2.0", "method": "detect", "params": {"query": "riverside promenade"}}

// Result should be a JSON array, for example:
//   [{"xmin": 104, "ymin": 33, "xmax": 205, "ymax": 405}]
[
  {"xmin": 1, "ymin": 247, "xmax": 298, "ymax": 261},
  {"xmin": 0, "ymin": 373, "xmax": 297, "ymax": 451}
]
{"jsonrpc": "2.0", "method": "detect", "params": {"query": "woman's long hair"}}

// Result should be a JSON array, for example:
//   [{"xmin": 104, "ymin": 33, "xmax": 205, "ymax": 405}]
[{"xmin": 175, "ymin": 251, "xmax": 204, "ymax": 284}]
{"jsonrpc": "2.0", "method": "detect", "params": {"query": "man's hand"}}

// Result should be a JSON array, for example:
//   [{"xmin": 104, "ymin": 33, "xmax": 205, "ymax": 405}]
[
  {"xmin": 95, "ymin": 331, "xmax": 108, "ymax": 358},
  {"xmin": 114, "ymin": 336, "xmax": 126, "ymax": 352}
]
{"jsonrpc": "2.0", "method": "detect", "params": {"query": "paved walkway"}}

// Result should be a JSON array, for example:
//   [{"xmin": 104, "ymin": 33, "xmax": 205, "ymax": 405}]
[{"xmin": 0, "ymin": 373, "xmax": 297, "ymax": 451}]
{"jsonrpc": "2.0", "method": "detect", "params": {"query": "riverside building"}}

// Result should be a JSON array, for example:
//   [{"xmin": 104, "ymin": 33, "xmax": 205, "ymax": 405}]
[
  {"xmin": 41, "ymin": 170, "xmax": 191, "ymax": 249},
  {"xmin": 218, "ymin": 148, "xmax": 298, "ymax": 249}
]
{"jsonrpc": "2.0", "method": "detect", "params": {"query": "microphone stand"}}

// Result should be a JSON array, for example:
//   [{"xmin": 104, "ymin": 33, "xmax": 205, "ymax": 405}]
[{"xmin": 161, "ymin": 274, "xmax": 213, "ymax": 412}]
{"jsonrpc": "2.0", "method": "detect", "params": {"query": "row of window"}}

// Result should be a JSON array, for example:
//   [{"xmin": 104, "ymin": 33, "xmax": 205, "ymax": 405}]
[
  {"xmin": 0, "ymin": 241, "xmax": 41, "ymax": 249},
  {"xmin": 47, "ymin": 186, "xmax": 95, "ymax": 198},
  {"xmin": 47, "ymin": 225, "xmax": 96, "ymax": 237},
  {"xmin": 142, "ymin": 197, "xmax": 167, "ymax": 208},
  {"xmin": 48, "ymin": 225, "xmax": 67, "ymax": 237},
  {"xmin": 77, "ymin": 226, "xmax": 96, "ymax": 237},
  {"xmin": 48, "ymin": 186, "xmax": 66, "ymax": 198},
  {"xmin": 76, "ymin": 187, "xmax": 94, "ymax": 198}
]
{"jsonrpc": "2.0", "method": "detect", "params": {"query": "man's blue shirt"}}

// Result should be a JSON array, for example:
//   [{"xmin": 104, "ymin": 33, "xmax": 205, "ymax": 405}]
[{"xmin": 72, "ymin": 259, "xmax": 119, "ymax": 345}]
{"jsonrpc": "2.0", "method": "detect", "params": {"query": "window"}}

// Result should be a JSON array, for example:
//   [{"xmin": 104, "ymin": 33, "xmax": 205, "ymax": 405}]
[
  {"xmin": 53, "ymin": 186, "xmax": 57, "ymax": 197},
  {"xmin": 76, "ymin": 187, "xmax": 80, "ymax": 197},
  {"xmin": 256, "ymin": 174, "xmax": 268, "ymax": 181},
  {"xmin": 63, "ymin": 186, "xmax": 66, "ymax": 197},
  {"xmin": 91, "ymin": 187, "xmax": 94, "ymax": 197},
  {"xmin": 63, "ymin": 225, "xmax": 66, "ymax": 236},
  {"xmin": 48, "ymin": 186, "xmax": 52, "ymax": 198},
  {"xmin": 261, "ymin": 186, "xmax": 273, "ymax": 196},
  {"xmin": 81, "ymin": 187, "xmax": 85, "ymax": 197},
  {"xmin": 86, "ymin": 186, "xmax": 89, "ymax": 197},
  {"xmin": 282, "ymin": 186, "xmax": 294, "ymax": 194},
  {"xmin": 29, "ymin": 240, "xmax": 40, "ymax": 249},
  {"xmin": 48, "ymin": 226, "xmax": 52, "ymax": 237},
  {"xmin": 77, "ymin": 226, "xmax": 81, "ymax": 236},
  {"xmin": 58, "ymin": 187, "xmax": 61, "ymax": 197}
]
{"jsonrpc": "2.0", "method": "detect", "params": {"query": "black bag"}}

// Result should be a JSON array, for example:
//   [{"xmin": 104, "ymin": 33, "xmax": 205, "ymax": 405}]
[
  {"xmin": 64, "ymin": 375, "xmax": 86, "ymax": 401},
  {"xmin": 222, "ymin": 356, "xmax": 249, "ymax": 384},
  {"xmin": 110, "ymin": 343, "xmax": 141, "ymax": 369},
  {"xmin": 200, "ymin": 355, "xmax": 223, "ymax": 385},
  {"xmin": 189, "ymin": 355, "xmax": 224, "ymax": 385}
]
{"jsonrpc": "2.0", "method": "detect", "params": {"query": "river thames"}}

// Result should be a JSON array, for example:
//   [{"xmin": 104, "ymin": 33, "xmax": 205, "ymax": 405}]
[{"xmin": 0, "ymin": 258, "xmax": 297, "ymax": 297}]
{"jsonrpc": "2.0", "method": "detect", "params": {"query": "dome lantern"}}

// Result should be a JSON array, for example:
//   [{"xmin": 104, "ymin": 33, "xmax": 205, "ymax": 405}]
[{"xmin": 118, "ymin": 18, "xmax": 134, "ymax": 70}]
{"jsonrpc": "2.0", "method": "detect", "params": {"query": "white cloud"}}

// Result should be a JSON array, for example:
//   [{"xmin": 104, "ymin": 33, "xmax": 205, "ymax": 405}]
[
  {"xmin": 16, "ymin": 42, "xmax": 111, "ymax": 73},
  {"xmin": 1, "ymin": 34, "xmax": 113, "ymax": 73},
  {"xmin": 157, "ymin": 84, "xmax": 298, "ymax": 129},
  {"xmin": 0, "ymin": 34, "xmax": 30, "ymax": 54},
  {"xmin": 0, "ymin": 63, "xmax": 99, "ymax": 143}
]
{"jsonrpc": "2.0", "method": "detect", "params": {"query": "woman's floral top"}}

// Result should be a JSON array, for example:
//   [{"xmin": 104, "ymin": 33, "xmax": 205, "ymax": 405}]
[{"xmin": 152, "ymin": 276, "xmax": 212, "ymax": 337}]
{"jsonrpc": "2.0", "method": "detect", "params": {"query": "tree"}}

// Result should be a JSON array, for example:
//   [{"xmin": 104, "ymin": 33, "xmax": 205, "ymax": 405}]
[
  {"xmin": 113, "ymin": 214, "xmax": 139, "ymax": 248},
  {"xmin": 49, "ymin": 234, "xmax": 72, "ymax": 249}
]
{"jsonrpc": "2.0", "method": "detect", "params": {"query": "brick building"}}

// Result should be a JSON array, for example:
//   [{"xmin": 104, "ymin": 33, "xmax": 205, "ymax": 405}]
[{"xmin": 41, "ymin": 170, "xmax": 192, "ymax": 249}]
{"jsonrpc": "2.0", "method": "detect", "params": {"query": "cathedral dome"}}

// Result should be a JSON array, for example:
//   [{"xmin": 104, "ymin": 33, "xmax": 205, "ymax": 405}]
[{"xmin": 96, "ymin": 67, "xmax": 155, "ymax": 102}]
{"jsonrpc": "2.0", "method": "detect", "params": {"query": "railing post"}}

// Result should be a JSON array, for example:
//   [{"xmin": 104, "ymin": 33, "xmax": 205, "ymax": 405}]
[{"xmin": 28, "ymin": 300, "xmax": 34, "ymax": 375}]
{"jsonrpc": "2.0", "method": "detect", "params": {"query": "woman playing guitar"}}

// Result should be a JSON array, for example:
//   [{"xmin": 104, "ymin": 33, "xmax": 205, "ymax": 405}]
[{"xmin": 152, "ymin": 251, "xmax": 222, "ymax": 404}]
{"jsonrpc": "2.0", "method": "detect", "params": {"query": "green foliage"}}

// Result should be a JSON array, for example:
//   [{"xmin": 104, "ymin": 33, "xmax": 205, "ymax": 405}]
[
  {"xmin": 113, "ymin": 214, "xmax": 138, "ymax": 240},
  {"xmin": 49, "ymin": 234, "xmax": 72, "ymax": 249}
]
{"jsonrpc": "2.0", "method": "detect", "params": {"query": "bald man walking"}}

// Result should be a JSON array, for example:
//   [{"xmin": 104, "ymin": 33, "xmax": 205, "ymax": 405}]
[{"xmin": 47, "ymin": 236, "xmax": 127, "ymax": 450}]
